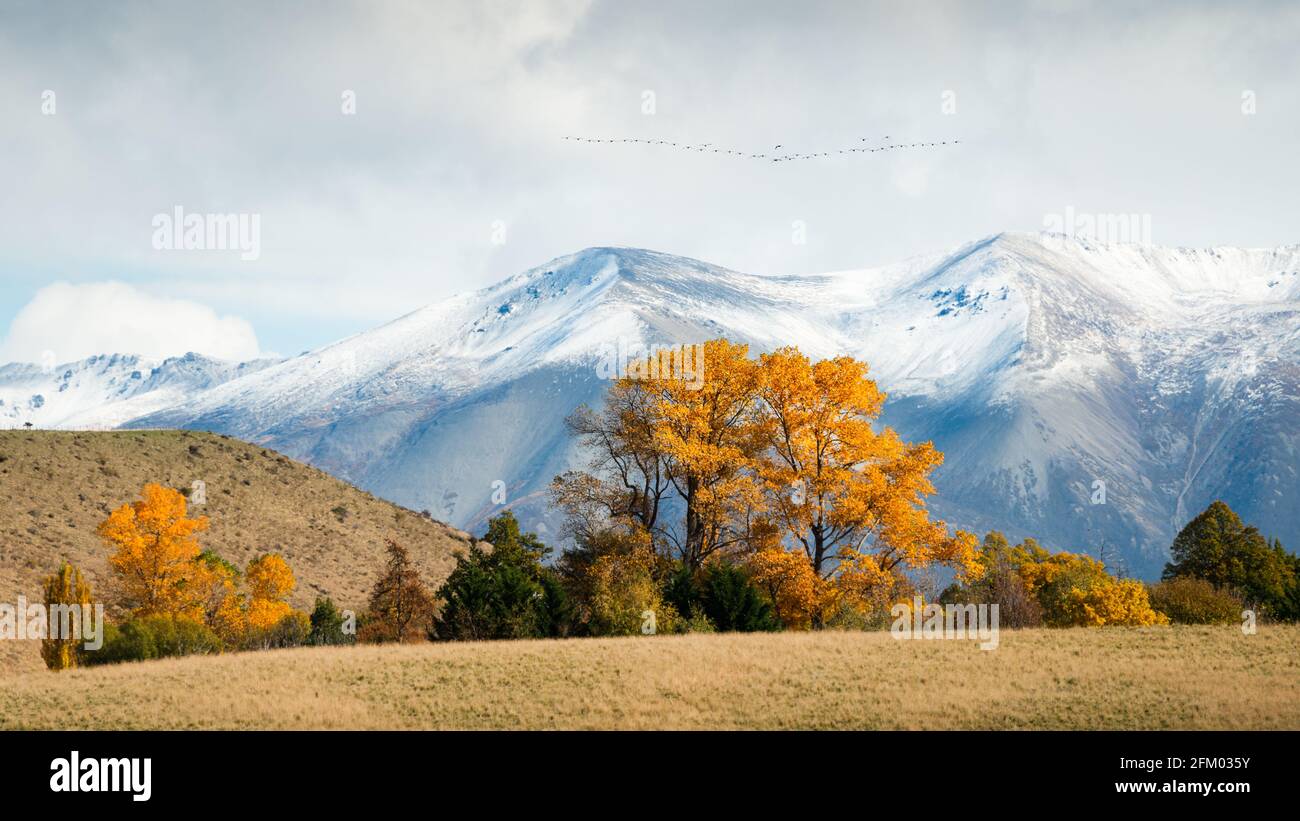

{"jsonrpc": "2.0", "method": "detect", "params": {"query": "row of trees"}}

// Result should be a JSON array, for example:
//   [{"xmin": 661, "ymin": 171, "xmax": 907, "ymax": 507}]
[
  {"xmin": 40, "ymin": 488, "xmax": 1296, "ymax": 670},
  {"xmin": 374, "ymin": 500, "xmax": 1300, "ymax": 642},
  {"xmin": 244, "ymin": 495, "xmax": 1300, "ymax": 650},
  {"xmin": 938, "ymin": 500, "xmax": 1299, "ymax": 628}
]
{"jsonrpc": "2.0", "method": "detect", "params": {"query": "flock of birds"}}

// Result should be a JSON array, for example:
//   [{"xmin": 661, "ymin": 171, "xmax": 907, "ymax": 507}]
[{"xmin": 560, "ymin": 134, "xmax": 960, "ymax": 163}]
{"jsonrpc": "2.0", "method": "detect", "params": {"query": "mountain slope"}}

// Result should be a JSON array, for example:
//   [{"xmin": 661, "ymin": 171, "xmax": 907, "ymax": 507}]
[
  {"xmin": 0, "ymin": 352, "xmax": 279, "ymax": 430},
  {"xmin": 6, "ymin": 233, "xmax": 1297, "ymax": 577},
  {"xmin": 0, "ymin": 430, "xmax": 475, "ymax": 673}
]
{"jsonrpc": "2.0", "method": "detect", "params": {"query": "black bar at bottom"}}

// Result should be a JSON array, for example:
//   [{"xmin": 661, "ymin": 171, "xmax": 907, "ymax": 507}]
[{"xmin": 8, "ymin": 730, "xmax": 1291, "ymax": 808}]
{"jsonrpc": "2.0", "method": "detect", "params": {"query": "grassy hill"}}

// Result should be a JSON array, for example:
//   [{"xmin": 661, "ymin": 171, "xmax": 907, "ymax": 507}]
[
  {"xmin": 0, "ymin": 429, "xmax": 476, "ymax": 673},
  {"xmin": 2, "ymin": 626, "xmax": 1297, "ymax": 729}
]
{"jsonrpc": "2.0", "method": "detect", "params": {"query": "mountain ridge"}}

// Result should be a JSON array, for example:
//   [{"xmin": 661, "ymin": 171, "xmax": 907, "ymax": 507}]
[{"xmin": 3, "ymin": 232, "xmax": 1297, "ymax": 577}]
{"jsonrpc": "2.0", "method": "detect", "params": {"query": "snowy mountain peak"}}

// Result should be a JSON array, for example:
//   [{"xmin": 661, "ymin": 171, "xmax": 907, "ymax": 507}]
[
  {"xmin": 4, "ymin": 234, "xmax": 1296, "ymax": 576},
  {"xmin": 0, "ymin": 352, "xmax": 280, "ymax": 430}
]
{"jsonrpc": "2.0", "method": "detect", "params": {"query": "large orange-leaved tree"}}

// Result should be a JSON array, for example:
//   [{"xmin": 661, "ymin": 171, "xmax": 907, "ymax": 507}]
[
  {"xmin": 554, "ymin": 339, "xmax": 978, "ymax": 627},
  {"xmin": 97, "ymin": 482, "xmax": 210, "ymax": 619}
]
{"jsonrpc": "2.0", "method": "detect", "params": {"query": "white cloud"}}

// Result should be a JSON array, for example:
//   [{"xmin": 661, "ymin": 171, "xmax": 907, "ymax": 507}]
[{"xmin": 0, "ymin": 281, "xmax": 262, "ymax": 365}]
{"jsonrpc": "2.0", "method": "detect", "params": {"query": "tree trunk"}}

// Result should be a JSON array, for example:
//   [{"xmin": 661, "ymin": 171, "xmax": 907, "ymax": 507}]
[
  {"xmin": 810, "ymin": 526, "xmax": 827, "ymax": 629},
  {"xmin": 685, "ymin": 475, "xmax": 703, "ymax": 568}
]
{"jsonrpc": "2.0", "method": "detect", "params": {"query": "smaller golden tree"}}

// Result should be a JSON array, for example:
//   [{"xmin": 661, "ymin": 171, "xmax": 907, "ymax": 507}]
[
  {"xmin": 195, "ymin": 551, "xmax": 246, "ymax": 646},
  {"xmin": 246, "ymin": 553, "xmax": 296, "ymax": 630},
  {"xmin": 1018, "ymin": 552, "xmax": 1168, "ymax": 627},
  {"xmin": 41, "ymin": 562, "xmax": 94, "ymax": 671},
  {"xmin": 585, "ymin": 528, "xmax": 677, "ymax": 636},
  {"xmin": 752, "ymin": 347, "xmax": 979, "ymax": 625}
]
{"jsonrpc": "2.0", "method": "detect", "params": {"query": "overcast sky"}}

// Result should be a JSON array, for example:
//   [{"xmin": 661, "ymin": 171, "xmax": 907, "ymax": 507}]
[{"xmin": 0, "ymin": 0, "xmax": 1296, "ymax": 362}]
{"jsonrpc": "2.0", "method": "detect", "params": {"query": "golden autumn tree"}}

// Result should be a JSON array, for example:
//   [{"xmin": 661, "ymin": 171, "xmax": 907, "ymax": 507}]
[
  {"xmin": 554, "ymin": 338, "xmax": 977, "ymax": 628},
  {"xmin": 647, "ymin": 339, "xmax": 767, "ymax": 567},
  {"xmin": 194, "ymin": 550, "xmax": 246, "ymax": 645},
  {"xmin": 752, "ymin": 347, "xmax": 978, "ymax": 623},
  {"xmin": 1066, "ymin": 579, "xmax": 1168, "ymax": 627},
  {"xmin": 40, "ymin": 562, "xmax": 94, "ymax": 671},
  {"xmin": 245, "ymin": 553, "xmax": 296, "ymax": 631},
  {"xmin": 553, "ymin": 339, "xmax": 766, "ymax": 568},
  {"xmin": 98, "ymin": 483, "xmax": 210, "ymax": 619}
]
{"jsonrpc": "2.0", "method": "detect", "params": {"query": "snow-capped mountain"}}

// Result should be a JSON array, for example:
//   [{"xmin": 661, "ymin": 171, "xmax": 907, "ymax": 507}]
[
  {"xmin": 0, "ymin": 352, "xmax": 279, "ymax": 430},
  {"xmin": 4, "ymin": 233, "xmax": 1297, "ymax": 577}
]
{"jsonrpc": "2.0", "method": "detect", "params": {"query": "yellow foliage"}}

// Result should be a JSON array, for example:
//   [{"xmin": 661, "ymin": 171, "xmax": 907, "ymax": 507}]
[
  {"xmin": 749, "ymin": 547, "xmax": 833, "ymax": 629},
  {"xmin": 96, "ymin": 484, "xmax": 312, "ymax": 650},
  {"xmin": 588, "ymin": 530, "xmax": 676, "ymax": 636},
  {"xmin": 1016, "ymin": 551, "xmax": 1102, "ymax": 597},
  {"xmin": 634, "ymin": 338, "xmax": 766, "ymax": 566},
  {"xmin": 247, "ymin": 598, "xmax": 294, "ymax": 631},
  {"xmin": 245, "ymin": 553, "xmax": 297, "ymax": 631},
  {"xmin": 40, "ymin": 562, "xmax": 94, "ymax": 671},
  {"xmin": 752, "ymin": 347, "xmax": 979, "ymax": 620},
  {"xmin": 210, "ymin": 591, "xmax": 248, "ymax": 645},
  {"xmin": 98, "ymin": 483, "xmax": 209, "ymax": 619},
  {"xmin": 191, "ymin": 553, "xmax": 241, "ymax": 641},
  {"xmin": 1064, "ymin": 579, "xmax": 1170, "ymax": 627},
  {"xmin": 246, "ymin": 553, "xmax": 295, "ymax": 602},
  {"xmin": 556, "ymin": 339, "xmax": 982, "ymax": 625},
  {"xmin": 1013, "ymin": 548, "xmax": 1168, "ymax": 627},
  {"xmin": 832, "ymin": 550, "xmax": 910, "ymax": 617}
]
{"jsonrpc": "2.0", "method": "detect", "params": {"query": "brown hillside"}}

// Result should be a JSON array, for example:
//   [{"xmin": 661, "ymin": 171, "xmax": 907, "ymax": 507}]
[{"xmin": 0, "ymin": 430, "xmax": 476, "ymax": 674}]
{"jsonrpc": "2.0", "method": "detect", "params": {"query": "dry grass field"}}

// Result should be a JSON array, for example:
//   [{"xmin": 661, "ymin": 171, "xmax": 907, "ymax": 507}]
[
  {"xmin": 2, "ymin": 625, "xmax": 1297, "ymax": 730},
  {"xmin": 0, "ymin": 430, "xmax": 475, "ymax": 673}
]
